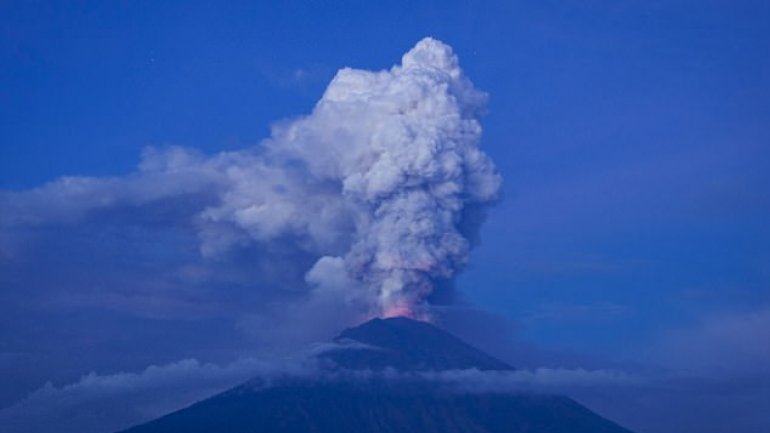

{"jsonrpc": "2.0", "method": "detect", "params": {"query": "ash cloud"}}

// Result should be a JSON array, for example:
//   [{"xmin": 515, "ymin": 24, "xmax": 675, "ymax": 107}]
[{"xmin": 0, "ymin": 37, "xmax": 500, "ymax": 322}]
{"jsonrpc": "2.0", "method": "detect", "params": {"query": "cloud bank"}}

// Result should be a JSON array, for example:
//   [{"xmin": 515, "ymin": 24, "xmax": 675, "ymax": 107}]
[
  {"xmin": 0, "ymin": 357, "xmax": 303, "ymax": 433},
  {"xmin": 0, "ymin": 37, "xmax": 500, "ymax": 321},
  {"xmin": 0, "ymin": 354, "xmax": 636, "ymax": 433}
]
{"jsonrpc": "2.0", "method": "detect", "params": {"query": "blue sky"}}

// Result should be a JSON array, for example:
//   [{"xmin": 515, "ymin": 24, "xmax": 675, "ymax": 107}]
[{"xmin": 1, "ymin": 1, "xmax": 769, "ymax": 433}]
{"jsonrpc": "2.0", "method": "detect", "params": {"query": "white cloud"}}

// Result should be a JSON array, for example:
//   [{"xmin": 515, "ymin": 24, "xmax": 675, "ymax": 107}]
[
  {"xmin": 0, "ymin": 353, "xmax": 640, "ymax": 433},
  {"xmin": 0, "ymin": 358, "xmax": 263, "ymax": 433},
  {"xmin": 0, "ymin": 354, "xmax": 326, "ymax": 433}
]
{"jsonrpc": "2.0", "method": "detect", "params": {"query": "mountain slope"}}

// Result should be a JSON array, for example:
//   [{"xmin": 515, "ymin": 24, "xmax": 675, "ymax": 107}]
[
  {"xmin": 121, "ymin": 382, "xmax": 632, "ymax": 433},
  {"xmin": 119, "ymin": 317, "xmax": 634, "ymax": 433}
]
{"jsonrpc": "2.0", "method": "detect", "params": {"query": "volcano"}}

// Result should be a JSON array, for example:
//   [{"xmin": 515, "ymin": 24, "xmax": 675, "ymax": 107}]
[{"xmin": 119, "ymin": 317, "xmax": 634, "ymax": 433}]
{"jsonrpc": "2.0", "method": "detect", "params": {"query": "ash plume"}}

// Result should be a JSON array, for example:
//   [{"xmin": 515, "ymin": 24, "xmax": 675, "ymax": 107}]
[
  {"xmin": 0, "ymin": 37, "xmax": 500, "ymax": 320},
  {"xmin": 278, "ymin": 37, "xmax": 501, "ymax": 318}
]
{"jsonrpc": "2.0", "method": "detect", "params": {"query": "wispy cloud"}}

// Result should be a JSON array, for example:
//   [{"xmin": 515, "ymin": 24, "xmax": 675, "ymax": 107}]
[{"xmin": 0, "ymin": 353, "xmax": 639, "ymax": 433}]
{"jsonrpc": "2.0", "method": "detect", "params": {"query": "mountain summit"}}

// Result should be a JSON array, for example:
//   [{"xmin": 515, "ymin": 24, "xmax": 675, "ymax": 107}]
[
  {"xmin": 322, "ymin": 317, "xmax": 514, "ymax": 371},
  {"xmin": 119, "ymin": 317, "xmax": 634, "ymax": 433}
]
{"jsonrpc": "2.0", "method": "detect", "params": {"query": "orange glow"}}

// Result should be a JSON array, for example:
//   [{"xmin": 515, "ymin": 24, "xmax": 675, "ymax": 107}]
[
  {"xmin": 380, "ymin": 303, "xmax": 433, "ymax": 322},
  {"xmin": 382, "ymin": 304, "xmax": 414, "ymax": 319}
]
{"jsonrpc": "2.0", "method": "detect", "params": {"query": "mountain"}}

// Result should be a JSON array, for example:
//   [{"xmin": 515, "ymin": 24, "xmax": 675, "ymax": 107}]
[
  {"xmin": 119, "ymin": 317, "xmax": 634, "ymax": 433},
  {"xmin": 321, "ymin": 316, "xmax": 514, "ymax": 371}
]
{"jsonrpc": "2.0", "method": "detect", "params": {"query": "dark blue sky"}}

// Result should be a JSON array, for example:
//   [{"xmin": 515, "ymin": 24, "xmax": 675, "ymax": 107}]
[{"xmin": 1, "ymin": 1, "xmax": 769, "ymax": 433}]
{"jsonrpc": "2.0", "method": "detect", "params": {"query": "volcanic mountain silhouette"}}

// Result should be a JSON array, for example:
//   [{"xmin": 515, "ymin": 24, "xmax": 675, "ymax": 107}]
[{"xmin": 119, "ymin": 317, "xmax": 634, "ymax": 433}]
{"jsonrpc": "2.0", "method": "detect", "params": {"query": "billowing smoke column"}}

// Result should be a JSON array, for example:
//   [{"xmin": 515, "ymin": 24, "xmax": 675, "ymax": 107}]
[
  {"xmin": 203, "ymin": 37, "xmax": 500, "ymax": 318},
  {"xmin": 0, "ymin": 37, "xmax": 500, "ymax": 320}
]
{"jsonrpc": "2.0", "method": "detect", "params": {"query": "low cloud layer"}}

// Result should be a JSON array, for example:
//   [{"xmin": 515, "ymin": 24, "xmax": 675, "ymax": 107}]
[
  {"xmin": 0, "ymin": 357, "xmax": 283, "ymax": 433},
  {"xmin": 0, "ymin": 353, "xmax": 638, "ymax": 433}
]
